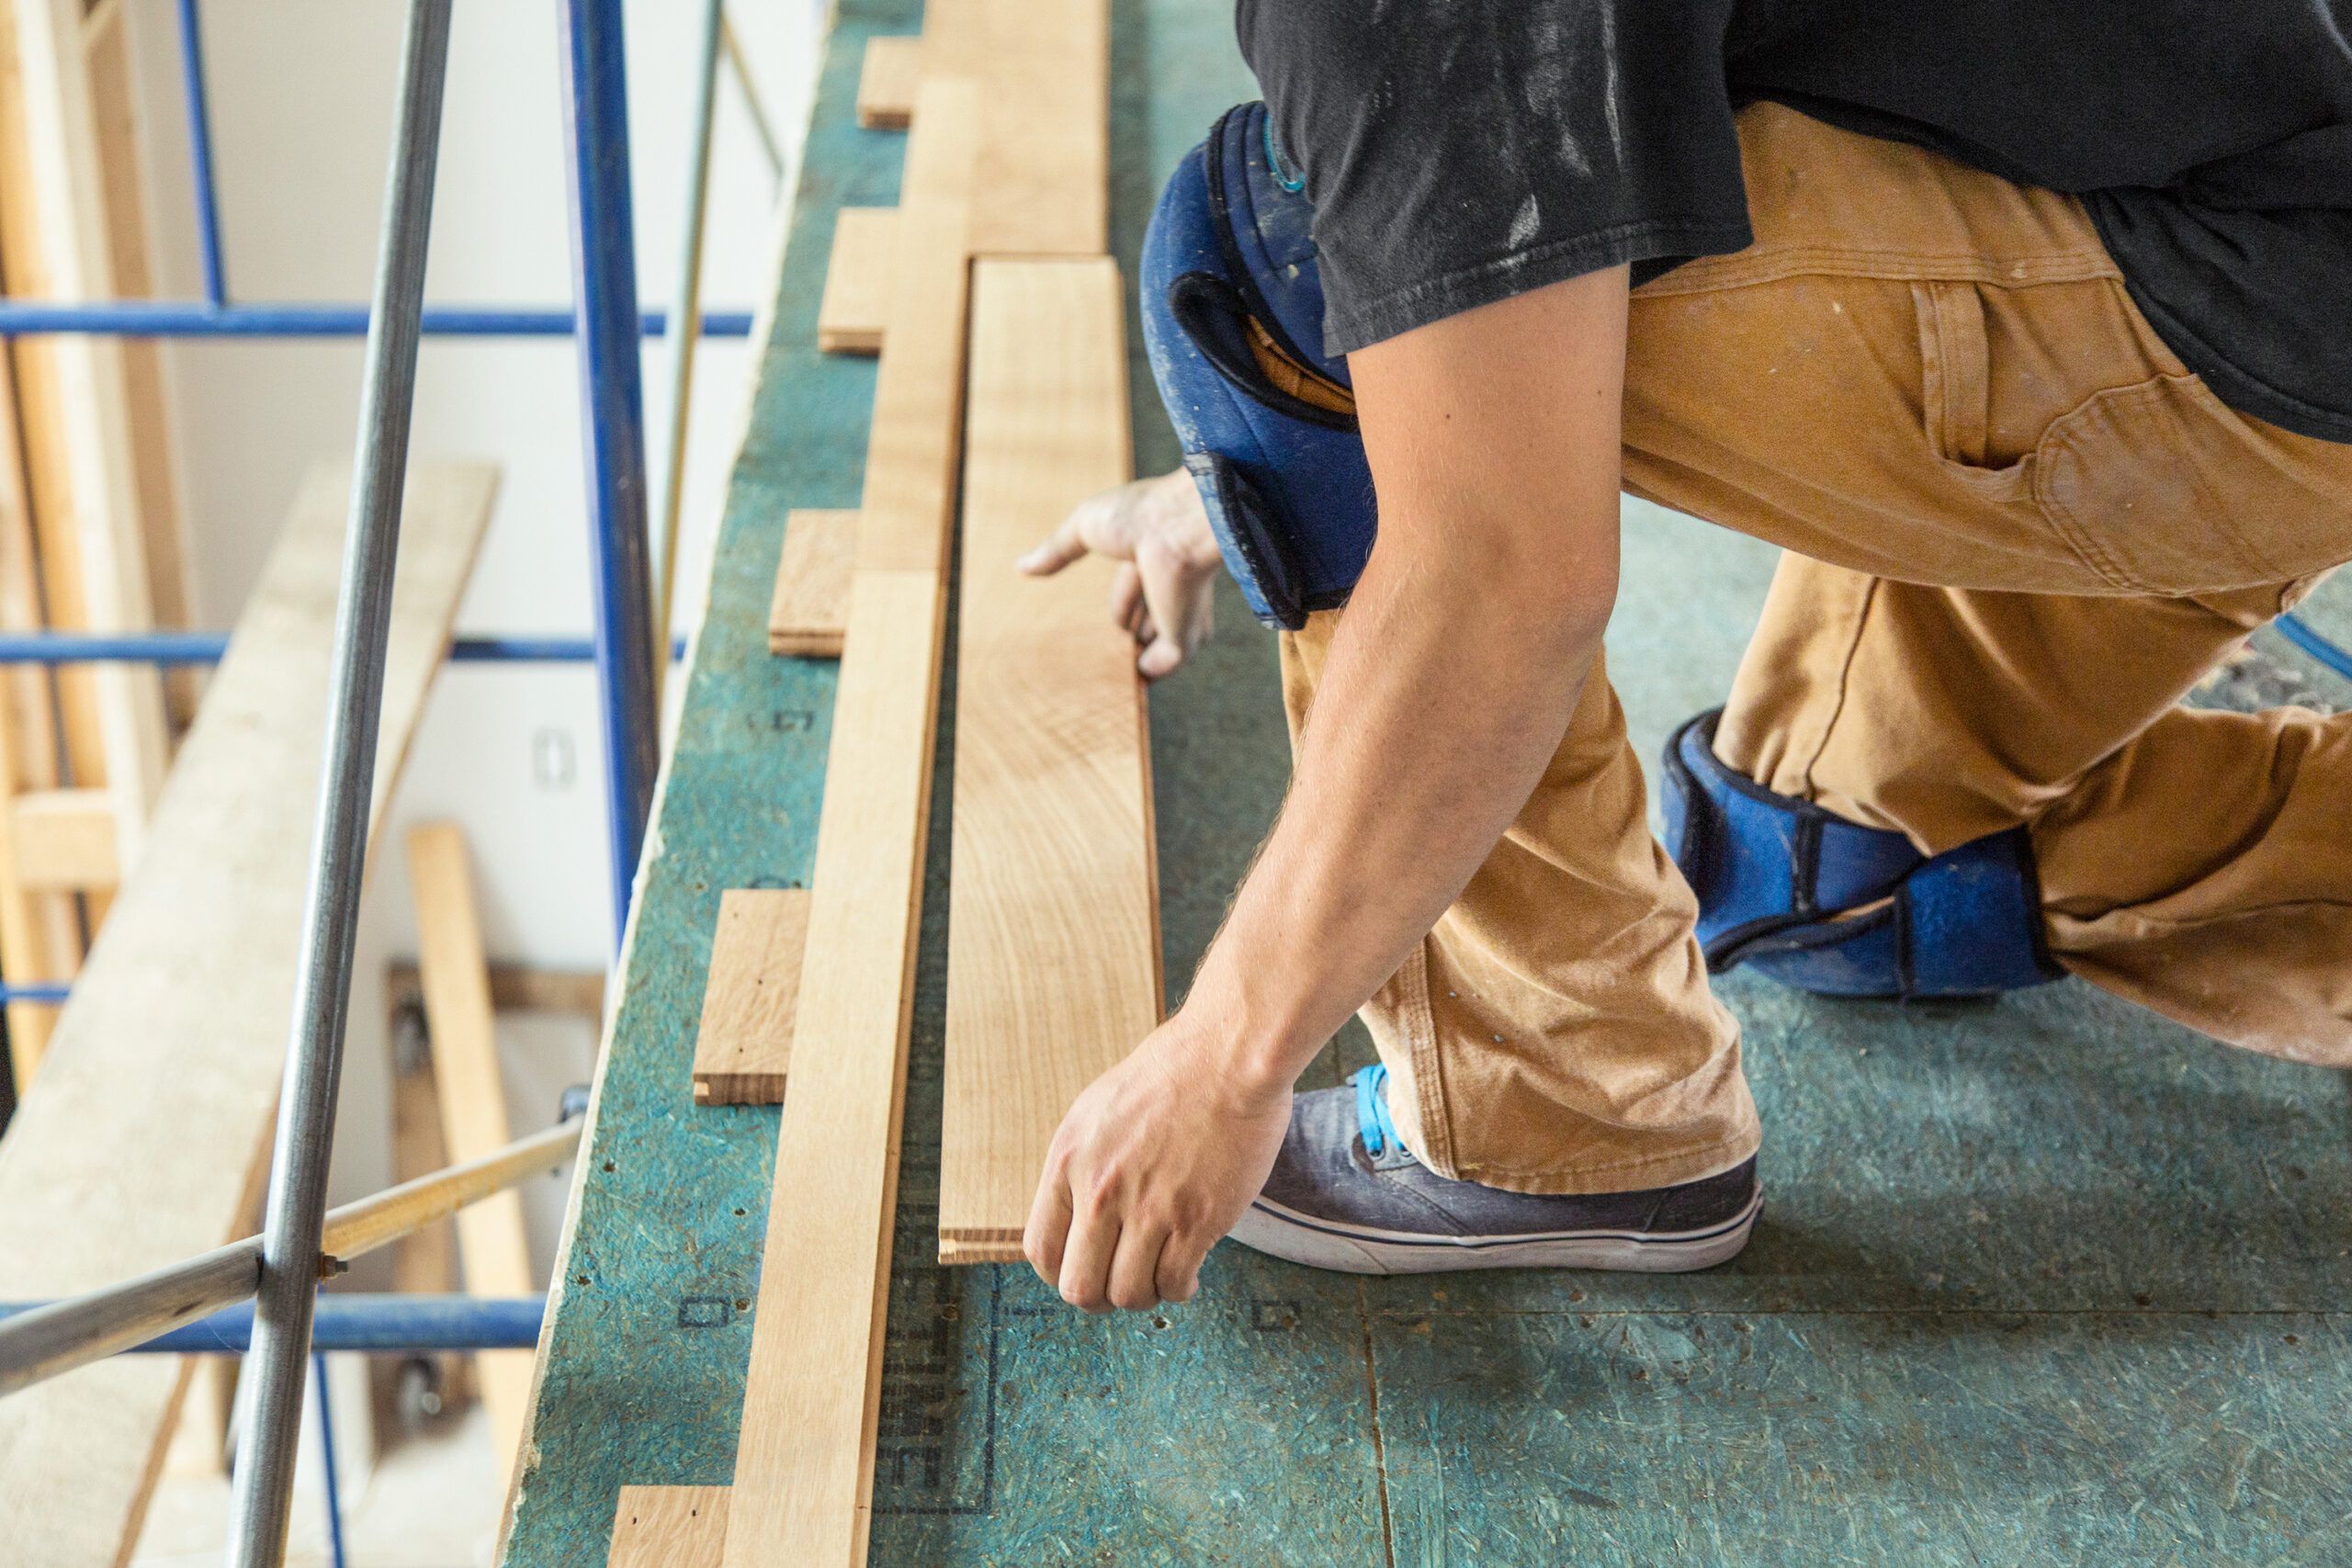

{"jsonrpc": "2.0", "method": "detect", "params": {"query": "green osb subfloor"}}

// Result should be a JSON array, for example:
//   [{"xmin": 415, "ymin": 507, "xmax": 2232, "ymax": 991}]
[{"xmin": 503, "ymin": 2, "xmax": 2352, "ymax": 1562}]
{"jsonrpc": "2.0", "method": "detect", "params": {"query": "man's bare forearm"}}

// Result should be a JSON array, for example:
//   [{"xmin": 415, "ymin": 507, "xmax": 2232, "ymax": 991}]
[{"xmin": 1182, "ymin": 523, "xmax": 1617, "ymax": 1091}]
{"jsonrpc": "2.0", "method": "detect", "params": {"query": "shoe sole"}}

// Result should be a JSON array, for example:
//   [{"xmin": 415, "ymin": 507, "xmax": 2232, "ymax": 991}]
[{"xmin": 1226, "ymin": 1184, "xmax": 1762, "ymax": 1276}]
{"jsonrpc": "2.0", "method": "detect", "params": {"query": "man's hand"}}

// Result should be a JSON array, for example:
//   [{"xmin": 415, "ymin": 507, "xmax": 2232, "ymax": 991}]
[
  {"xmin": 1022, "ymin": 1014, "xmax": 1292, "ymax": 1310},
  {"xmin": 1019, "ymin": 468, "xmax": 1220, "ymax": 679},
  {"xmin": 1023, "ymin": 266, "xmax": 1633, "ymax": 1313}
]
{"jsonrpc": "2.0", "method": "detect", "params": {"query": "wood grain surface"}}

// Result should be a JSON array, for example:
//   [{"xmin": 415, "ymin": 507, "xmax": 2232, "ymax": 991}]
[
  {"xmin": 938, "ymin": 257, "xmax": 1161, "ymax": 1264},
  {"xmin": 690, "ymin": 887, "xmax": 811, "ymax": 1105}
]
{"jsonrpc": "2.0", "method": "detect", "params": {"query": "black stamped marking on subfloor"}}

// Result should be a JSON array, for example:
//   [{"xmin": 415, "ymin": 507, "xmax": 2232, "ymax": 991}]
[
  {"xmin": 873, "ymin": 1204, "xmax": 1001, "ymax": 1517},
  {"xmin": 676, "ymin": 1295, "xmax": 734, "ymax": 1329}
]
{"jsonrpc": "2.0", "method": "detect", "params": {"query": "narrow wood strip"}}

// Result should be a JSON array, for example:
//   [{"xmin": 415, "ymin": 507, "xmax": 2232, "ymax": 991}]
[
  {"xmin": 939, "ymin": 258, "xmax": 1162, "ymax": 1265},
  {"xmin": 854, "ymin": 35, "xmax": 919, "ymax": 130},
  {"xmin": 721, "ymin": 570, "xmax": 944, "ymax": 1568},
  {"xmin": 0, "ymin": 460, "xmax": 496, "ymax": 1566},
  {"xmin": 11, "ymin": 784, "xmax": 117, "ymax": 890},
  {"xmin": 691, "ymin": 887, "xmax": 812, "ymax": 1105},
  {"xmin": 766, "ymin": 508, "xmax": 855, "ymax": 658},
  {"xmin": 718, "ymin": 97, "xmax": 976, "ymax": 1562},
  {"xmin": 816, "ymin": 207, "xmax": 892, "ymax": 355},
  {"xmin": 853, "ymin": 82, "xmax": 978, "ymax": 575},
  {"xmin": 407, "ymin": 821, "xmax": 537, "ymax": 1477}
]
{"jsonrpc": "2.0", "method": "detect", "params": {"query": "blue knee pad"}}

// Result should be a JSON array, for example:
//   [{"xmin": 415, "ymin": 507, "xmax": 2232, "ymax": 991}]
[
  {"xmin": 1659, "ymin": 709, "xmax": 2062, "ymax": 1000},
  {"xmin": 1141, "ymin": 102, "xmax": 1374, "ymax": 629}
]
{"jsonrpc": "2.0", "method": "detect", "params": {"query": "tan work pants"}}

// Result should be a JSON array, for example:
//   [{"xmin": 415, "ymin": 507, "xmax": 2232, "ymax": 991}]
[{"xmin": 1280, "ymin": 104, "xmax": 2352, "ymax": 1194}]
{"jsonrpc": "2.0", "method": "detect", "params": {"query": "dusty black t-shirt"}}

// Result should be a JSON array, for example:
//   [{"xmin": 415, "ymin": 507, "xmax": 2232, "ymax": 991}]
[{"xmin": 1238, "ymin": 0, "xmax": 2352, "ymax": 443}]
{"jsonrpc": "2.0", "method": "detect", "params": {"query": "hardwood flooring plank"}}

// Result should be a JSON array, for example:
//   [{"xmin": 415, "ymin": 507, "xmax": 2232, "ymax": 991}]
[
  {"xmin": 853, "ymin": 82, "xmax": 978, "ymax": 574},
  {"xmin": 719, "ymin": 570, "xmax": 946, "ymax": 1568},
  {"xmin": 920, "ymin": 0, "xmax": 1107, "ymax": 255},
  {"xmin": 938, "ymin": 257, "xmax": 1161, "ymax": 1264}
]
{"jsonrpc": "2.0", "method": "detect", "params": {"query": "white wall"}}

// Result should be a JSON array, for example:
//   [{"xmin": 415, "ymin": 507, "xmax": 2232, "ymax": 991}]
[{"xmin": 119, "ymin": 1, "xmax": 828, "ymax": 1238}]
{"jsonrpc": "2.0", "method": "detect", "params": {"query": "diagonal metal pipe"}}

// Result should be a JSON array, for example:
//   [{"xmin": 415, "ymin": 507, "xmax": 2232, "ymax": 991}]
[
  {"xmin": 223, "ymin": 1, "xmax": 456, "ymax": 1561},
  {"xmin": 0, "ymin": 1121, "xmax": 579, "ymax": 1399}
]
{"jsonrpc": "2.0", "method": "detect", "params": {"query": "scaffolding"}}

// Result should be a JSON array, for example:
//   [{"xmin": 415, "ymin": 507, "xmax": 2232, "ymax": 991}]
[{"xmin": 0, "ymin": 0, "xmax": 775, "ymax": 1562}]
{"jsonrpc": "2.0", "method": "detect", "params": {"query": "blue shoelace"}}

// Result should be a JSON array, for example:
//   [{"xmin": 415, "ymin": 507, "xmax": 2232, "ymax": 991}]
[{"xmin": 1351, "ymin": 1063, "xmax": 1400, "ymax": 1158}]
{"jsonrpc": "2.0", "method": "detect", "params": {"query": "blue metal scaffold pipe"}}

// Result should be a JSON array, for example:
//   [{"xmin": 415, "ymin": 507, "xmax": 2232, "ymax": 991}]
[
  {"xmin": 0, "ymin": 630, "xmax": 684, "ymax": 665},
  {"xmin": 556, "ymin": 0, "xmax": 661, "ymax": 948},
  {"xmin": 0, "ymin": 1294, "xmax": 545, "ymax": 1353},
  {"xmin": 173, "ymin": 0, "xmax": 229, "ymax": 307},
  {"xmin": 0, "ymin": 300, "xmax": 751, "ymax": 338}
]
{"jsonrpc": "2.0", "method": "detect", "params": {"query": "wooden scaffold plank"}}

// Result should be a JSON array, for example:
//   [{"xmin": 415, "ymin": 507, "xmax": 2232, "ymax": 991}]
[
  {"xmin": 0, "ymin": 460, "xmax": 497, "ymax": 1568},
  {"xmin": 937, "ymin": 256, "xmax": 1161, "ymax": 1264}
]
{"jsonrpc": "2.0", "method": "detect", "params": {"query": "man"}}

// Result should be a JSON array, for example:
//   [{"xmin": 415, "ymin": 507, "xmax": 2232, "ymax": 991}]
[{"xmin": 1016, "ymin": 2, "xmax": 2352, "ymax": 1312}]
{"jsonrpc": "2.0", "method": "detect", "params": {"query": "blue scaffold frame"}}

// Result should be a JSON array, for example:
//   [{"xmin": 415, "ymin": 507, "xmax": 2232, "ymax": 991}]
[{"xmin": 0, "ymin": 1, "xmax": 768, "ymax": 1561}]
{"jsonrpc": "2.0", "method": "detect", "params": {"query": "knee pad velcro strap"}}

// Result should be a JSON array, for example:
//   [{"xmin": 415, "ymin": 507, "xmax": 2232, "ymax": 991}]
[
  {"xmin": 1142, "ymin": 102, "xmax": 1375, "ymax": 629},
  {"xmin": 1660, "ymin": 709, "xmax": 2062, "ymax": 1000}
]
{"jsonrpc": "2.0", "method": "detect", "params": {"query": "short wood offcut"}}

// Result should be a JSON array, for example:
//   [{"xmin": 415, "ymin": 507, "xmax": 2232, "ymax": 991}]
[{"xmin": 690, "ymin": 887, "xmax": 812, "ymax": 1105}]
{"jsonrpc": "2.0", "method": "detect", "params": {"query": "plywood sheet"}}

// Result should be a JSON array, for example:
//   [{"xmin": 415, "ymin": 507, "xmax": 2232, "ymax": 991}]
[
  {"xmin": 765, "ymin": 508, "xmax": 854, "ymax": 658},
  {"xmin": 0, "ymin": 460, "xmax": 495, "ymax": 1568},
  {"xmin": 938, "ymin": 257, "xmax": 1160, "ymax": 1264},
  {"xmin": 690, "ymin": 887, "xmax": 811, "ymax": 1105}
]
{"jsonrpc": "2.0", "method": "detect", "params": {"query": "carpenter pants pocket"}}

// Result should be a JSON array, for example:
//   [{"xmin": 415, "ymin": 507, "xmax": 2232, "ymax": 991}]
[
  {"xmin": 1915, "ymin": 281, "xmax": 2004, "ymax": 475},
  {"xmin": 2035, "ymin": 373, "xmax": 2352, "ymax": 594}
]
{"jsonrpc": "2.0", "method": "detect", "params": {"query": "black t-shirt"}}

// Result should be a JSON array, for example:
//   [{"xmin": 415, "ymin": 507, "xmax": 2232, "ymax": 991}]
[{"xmin": 1238, "ymin": 0, "xmax": 2352, "ymax": 444}]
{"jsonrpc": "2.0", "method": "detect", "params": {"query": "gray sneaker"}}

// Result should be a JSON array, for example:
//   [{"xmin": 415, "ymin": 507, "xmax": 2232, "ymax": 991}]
[{"xmin": 1227, "ymin": 1065, "xmax": 1760, "ymax": 1275}]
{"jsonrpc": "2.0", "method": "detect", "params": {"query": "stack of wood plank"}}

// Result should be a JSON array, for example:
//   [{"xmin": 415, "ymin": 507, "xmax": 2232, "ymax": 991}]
[
  {"xmin": 628, "ymin": 1, "xmax": 1160, "ymax": 1562},
  {"xmin": 0, "ymin": 0, "xmax": 196, "ymax": 1085},
  {"xmin": 0, "ymin": 460, "xmax": 498, "ymax": 1564}
]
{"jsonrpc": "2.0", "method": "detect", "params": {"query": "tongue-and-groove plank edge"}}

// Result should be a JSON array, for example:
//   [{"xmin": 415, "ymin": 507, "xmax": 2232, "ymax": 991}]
[
  {"xmin": 854, "ymin": 35, "xmax": 919, "ymax": 130},
  {"xmin": 690, "ymin": 887, "xmax": 812, "ymax": 1105},
  {"xmin": 766, "ymin": 507, "xmax": 855, "ymax": 657},
  {"xmin": 815, "ymin": 207, "xmax": 893, "ymax": 355},
  {"xmin": 938, "ymin": 256, "xmax": 1162, "ymax": 1265}
]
